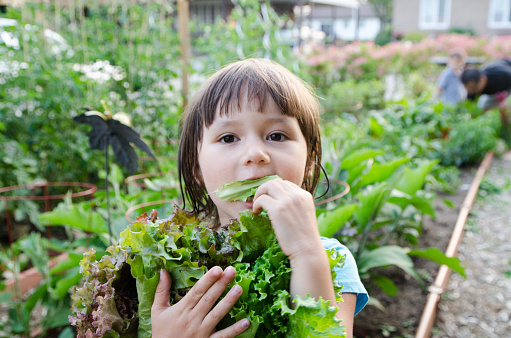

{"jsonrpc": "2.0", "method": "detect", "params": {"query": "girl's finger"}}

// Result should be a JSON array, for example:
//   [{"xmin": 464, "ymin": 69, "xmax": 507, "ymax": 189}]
[
  {"xmin": 211, "ymin": 318, "xmax": 250, "ymax": 338},
  {"xmin": 252, "ymin": 193, "xmax": 275, "ymax": 214},
  {"xmin": 182, "ymin": 266, "xmax": 223, "ymax": 309},
  {"xmin": 253, "ymin": 178, "xmax": 287, "ymax": 200},
  {"xmin": 151, "ymin": 269, "xmax": 172, "ymax": 314},
  {"xmin": 193, "ymin": 266, "xmax": 237, "ymax": 315},
  {"xmin": 200, "ymin": 268, "xmax": 240, "ymax": 325}
]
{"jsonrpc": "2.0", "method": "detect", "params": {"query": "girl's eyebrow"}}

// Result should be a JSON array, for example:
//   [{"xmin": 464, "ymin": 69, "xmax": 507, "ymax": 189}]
[
  {"xmin": 267, "ymin": 117, "xmax": 291, "ymax": 124},
  {"xmin": 209, "ymin": 120, "xmax": 239, "ymax": 129},
  {"xmin": 212, "ymin": 116, "xmax": 293, "ymax": 129}
]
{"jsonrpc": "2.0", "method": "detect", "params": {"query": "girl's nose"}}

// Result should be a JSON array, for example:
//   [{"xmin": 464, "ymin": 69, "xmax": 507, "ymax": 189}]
[{"xmin": 242, "ymin": 140, "xmax": 271, "ymax": 165}]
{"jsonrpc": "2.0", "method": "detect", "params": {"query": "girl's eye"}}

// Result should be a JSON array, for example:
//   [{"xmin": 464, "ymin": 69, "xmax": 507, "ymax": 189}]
[
  {"xmin": 268, "ymin": 132, "xmax": 287, "ymax": 142},
  {"xmin": 220, "ymin": 134, "xmax": 237, "ymax": 143}
]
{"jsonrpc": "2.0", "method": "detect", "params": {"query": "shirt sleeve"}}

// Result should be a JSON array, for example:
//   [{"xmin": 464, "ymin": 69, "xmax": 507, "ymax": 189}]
[
  {"xmin": 321, "ymin": 237, "xmax": 369, "ymax": 315},
  {"xmin": 437, "ymin": 68, "xmax": 449, "ymax": 89}
]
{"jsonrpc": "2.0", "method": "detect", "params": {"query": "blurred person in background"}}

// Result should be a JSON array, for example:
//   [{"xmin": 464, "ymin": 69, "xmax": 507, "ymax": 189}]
[
  {"xmin": 462, "ymin": 59, "xmax": 511, "ymax": 124},
  {"xmin": 437, "ymin": 49, "xmax": 467, "ymax": 105}
]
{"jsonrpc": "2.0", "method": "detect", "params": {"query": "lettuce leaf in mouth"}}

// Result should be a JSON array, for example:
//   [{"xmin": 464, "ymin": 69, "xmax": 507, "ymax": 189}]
[
  {"xmin": 69, "ymin": 206, "xmax": 346, "ymax": 337},
  {"xmin": 214, "ymin": 175, "xmax": 281, "ymax": 202}
]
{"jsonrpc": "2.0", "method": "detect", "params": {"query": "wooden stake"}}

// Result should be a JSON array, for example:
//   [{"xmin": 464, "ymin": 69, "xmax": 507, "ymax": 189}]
[
  {"xmin": 21, "ymin": 3, "xmax": 28, "ymax": 62},
  {"xmin": 415, "ymin": 151, "xmax": 494, "ymax": 338},
  {"xmin": 177, "ymin": 0, "xmax": 190, "ymax": 109}
]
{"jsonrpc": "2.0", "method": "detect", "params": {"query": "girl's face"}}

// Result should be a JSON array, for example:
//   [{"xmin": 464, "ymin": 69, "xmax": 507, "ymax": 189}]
[{"xmin": 198, "ymin": 95, "xmax": 308, "ymax": 225}]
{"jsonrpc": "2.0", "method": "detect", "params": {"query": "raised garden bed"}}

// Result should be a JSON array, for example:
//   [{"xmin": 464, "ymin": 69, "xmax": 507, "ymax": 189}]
[{"xmin": 353, "ymin": 153, "xmax": 498, "ymax": 337}]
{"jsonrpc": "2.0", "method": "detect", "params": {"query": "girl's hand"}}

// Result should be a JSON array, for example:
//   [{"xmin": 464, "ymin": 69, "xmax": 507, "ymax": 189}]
[
  {"xmin": 252, "ymin": 179, "xmax": 323, "ymax": 261},
  {"xmin": 151, "ymin": 266, "xmax": 250, "ymax": 338},
  {"xmin": 253, "ymin": 179, "xmax": 354, "ymax": 334}
]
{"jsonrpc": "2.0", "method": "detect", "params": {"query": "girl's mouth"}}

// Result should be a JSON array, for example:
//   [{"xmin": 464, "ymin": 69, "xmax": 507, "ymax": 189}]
[{"xmin": 243, "ymin": 196, "xmax": 254, "ymax": 208}]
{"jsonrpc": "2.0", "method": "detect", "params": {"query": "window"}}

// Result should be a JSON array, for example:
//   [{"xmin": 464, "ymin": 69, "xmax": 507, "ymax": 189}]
[
  {"xmin": 321, "ymin": 22, "xmax": 333, "ymax": 38},
  {"xmin": 489, "ymin": 0, "xmax": 511, "ymax": 28},
  {"xmin": 192, "ymin": 3, "xmax": 222, "ymax": 25},
  {"xmin": 419, "ymin": 0, "xmax": 451, "ymax": 30}
]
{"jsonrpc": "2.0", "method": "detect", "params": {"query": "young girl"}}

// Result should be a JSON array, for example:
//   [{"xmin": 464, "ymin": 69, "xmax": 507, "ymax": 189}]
[{"xmin": 151, "ymin": 58, "xmax": 368, "ymax": 337}]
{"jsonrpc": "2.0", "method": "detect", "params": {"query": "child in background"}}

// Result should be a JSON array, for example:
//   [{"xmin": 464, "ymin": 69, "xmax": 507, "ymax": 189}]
[
  {"xmin": 151, "ymin": 58, "xmax": 368, "ymax": 338},
  {"xmin": 437, "ymin": 49, "xmax": 467, "ymax": 105}
]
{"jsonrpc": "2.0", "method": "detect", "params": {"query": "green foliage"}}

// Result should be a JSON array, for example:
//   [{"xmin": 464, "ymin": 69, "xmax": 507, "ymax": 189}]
[
  {"xmin": 401, "ymin": 31, "xmax": 427, "ymax": 42},
  {"xmin": 193, "ymin": 0, "xmax": 297, "ymax": 72},
  {"xmin": 374, "ymin": 26, "xmax": 392, "ymax": 46},
  {"xmin": 367, "ymin": 0, "xmax": 393, "ymax": 26},
  {"xmin": 322, "ymin": 79, "xmax": 385, "ymax": 119},
  {"xmin": 318, "ymin": 99, "xmax": 475, "ymax": 299},
  {"xmin": 440, "ymin": 111, "xmax": 501, "ymax": 167},
  {"xmin": 0, "ymin": 3, "xmax": 182, "ymax": 190},
  {"xmin": 408, "ymin": 247, "xmax": 465, "ymax": 277},
  {"xmin": 39, "ymin": 199, "xmax": 107, "ymax": 234},
  {"xmin": 0, "ymin": 233, "xmax": 107, "ymax": 337},
  {"xmin": 448, "ymin": 27, "xmax": 476, "ymax": 36},
  {"xmin": 318, "ymin": 204, "xmax": 358, "ymax": 238}
]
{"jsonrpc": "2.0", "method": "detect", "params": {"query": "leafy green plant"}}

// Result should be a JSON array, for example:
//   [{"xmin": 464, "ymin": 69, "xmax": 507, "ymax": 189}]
[
  {"xmin": 70, "ymin": 208, "xmax": 347, "ymax": 337},
  {"xmin": 322, "ymin": 79, "xmax": 385, "ymax": 120},
  {"xmin": 319, "ymin": 137, "xmax": 462, "ymax": 297},
  {"xmin": 374, "ymin": 26, "xmax": 392, "ymax": 46},
  {"xmin": 0, "ymin": 3, "xmax": 182, "ymax": 191},
  {"xmin": 440, "ymin": 111, "xmax": 501, "ymax": 167},
  {"xmin": 0, "ymin": 233, "xmax": 106, "ymax": 337},
  {"xmin": 193, "ymin": 0, "xmax": 297, "ymax": 72}
]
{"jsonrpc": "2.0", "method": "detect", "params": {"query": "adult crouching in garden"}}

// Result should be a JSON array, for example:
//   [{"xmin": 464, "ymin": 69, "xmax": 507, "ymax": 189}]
[{"xmin": 461, "ymin": 59, "xmax": 511, "ymax": 125}]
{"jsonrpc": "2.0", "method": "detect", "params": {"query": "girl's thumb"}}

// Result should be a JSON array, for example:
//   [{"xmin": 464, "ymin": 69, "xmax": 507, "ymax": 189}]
[{"xmin": 152, "ymin": 269, "xmax": 172, "ymax": 311}]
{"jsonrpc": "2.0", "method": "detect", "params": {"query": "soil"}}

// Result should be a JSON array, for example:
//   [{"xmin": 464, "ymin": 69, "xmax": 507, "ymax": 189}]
[{"xmin": 353, "ymin": 152, "xmax": 511, "ymax": 338}]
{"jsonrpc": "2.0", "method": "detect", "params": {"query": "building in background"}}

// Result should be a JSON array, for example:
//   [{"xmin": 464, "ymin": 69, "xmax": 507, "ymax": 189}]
[
  {"xmin": 189, "ymin": 0, "xmax": 381, "ymax": 43},
  {"xmin": 392, "ymin": 0, "xmax": 511, "ymax": 37},
  {"xmin": 302, "ymin": 1, "xmax": 380, "ymax": 42},
  {"xmin": 189, "ymin": 0, "xmax": 296, "ymax": 25}
]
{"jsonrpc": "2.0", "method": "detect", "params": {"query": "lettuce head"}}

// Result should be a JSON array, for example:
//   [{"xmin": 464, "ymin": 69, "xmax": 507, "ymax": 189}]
[{"xmin": 70, "ymin": 203, "xmax": 346, "ymax": 337}]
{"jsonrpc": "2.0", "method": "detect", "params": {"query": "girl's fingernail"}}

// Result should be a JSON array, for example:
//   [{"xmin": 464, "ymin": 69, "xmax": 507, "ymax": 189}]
[
  {"xmin": 241, "ymin": 319, "xmax": 250, "ymax": 328},
  {"xmin": 231, "ymin": 284, "xmax": 242, "ymax": 294}
]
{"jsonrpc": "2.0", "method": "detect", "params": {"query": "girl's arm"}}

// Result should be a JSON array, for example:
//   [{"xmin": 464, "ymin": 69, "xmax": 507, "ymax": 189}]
[
  {"xmin": 289, "ymin": 249, "xmax": 357, "ymax": 337},
  {"xmin": 253, "ymin": 179, "xmax": 356, "ymax": 337}
]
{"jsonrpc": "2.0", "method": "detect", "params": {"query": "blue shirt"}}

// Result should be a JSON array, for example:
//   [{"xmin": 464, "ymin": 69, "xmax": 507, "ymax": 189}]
[
  {"xmin": 321, "ymin": 237, "xmax": 369, "ymax": 315},
  {"xmin": 437, "ymin": 66, "xmax": 465, "ymax": 105}
]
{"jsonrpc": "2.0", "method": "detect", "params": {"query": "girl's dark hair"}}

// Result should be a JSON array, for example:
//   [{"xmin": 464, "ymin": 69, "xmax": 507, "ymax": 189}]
[{"xmin": 178, "ymin": 58, "xmax": 322, "ymax": 218}]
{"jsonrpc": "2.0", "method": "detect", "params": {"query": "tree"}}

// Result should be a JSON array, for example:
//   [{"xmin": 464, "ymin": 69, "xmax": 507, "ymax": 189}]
[{"xmin": 368, "ymin": 0, "xmax": 392, "ymax": 30}]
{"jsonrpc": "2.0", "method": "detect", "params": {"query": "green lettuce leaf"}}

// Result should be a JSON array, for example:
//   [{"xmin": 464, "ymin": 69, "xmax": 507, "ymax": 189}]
[
  {"xmin": 277, "ymin": 294, "xmax": 346, "ymax": 337},
  {"xmin": 214, "ymin": 175, "xmax": 281, "ymax": 202}
]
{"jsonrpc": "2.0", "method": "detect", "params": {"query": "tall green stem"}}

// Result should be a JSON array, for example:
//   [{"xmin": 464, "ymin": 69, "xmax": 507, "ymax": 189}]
[{"xmin": 104, "ymin": 135, "xmax": 113, "ymax": 244}]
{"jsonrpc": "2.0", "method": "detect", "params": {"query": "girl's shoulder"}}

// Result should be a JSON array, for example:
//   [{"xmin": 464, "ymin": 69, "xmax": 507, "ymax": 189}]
[
  {"xmin": 320, "ymin": 236, "xmax": 351, "ymax": 254},
  {"xmin": 321, "ymin": 236, "xmax": 369, "ymax": 315}
]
